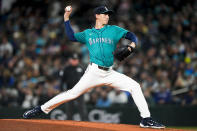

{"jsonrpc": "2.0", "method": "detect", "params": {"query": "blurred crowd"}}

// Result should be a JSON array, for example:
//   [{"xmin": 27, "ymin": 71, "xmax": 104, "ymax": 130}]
[{"xmin": 0, "ymin": 0, "xmax": 197, "ymax": 109}]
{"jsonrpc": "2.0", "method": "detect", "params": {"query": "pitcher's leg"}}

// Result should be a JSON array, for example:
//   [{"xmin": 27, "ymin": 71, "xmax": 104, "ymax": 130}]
[
  {"xmin": 41, "ymin": 66, "xmax": 100, "ymax": 114},
  {"xmin": 41, "ymin": 86, "xmax": 85, "ymax": 114},
  {"xmin": 130, "ymin": 84, "xmax": 150, "ymax": 118},
  {"xmin": 107, "ymin": 70, "xmax": 150, "ymax": 118}
]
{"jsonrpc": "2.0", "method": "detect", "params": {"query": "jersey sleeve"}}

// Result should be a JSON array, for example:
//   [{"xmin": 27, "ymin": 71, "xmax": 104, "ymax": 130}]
[
  {"xmin": 113, "ymin": 25, "xmax": 129, "ymax": 39},
  {"xmin": 74, "ymin": 31, "xmax": 86, "ymax": 44}
]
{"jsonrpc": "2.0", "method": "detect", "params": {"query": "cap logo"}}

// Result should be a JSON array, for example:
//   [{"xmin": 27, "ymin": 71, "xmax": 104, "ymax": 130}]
[{"xmin": 105, "ymin": 7, "xmax": 108, "ymax": 10}]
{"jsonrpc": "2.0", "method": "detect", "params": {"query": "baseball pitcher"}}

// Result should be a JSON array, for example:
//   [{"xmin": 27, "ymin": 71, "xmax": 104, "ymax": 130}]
[{"xmin": 23, "ymin": 5, "xmax": 165, "ymax": 129}]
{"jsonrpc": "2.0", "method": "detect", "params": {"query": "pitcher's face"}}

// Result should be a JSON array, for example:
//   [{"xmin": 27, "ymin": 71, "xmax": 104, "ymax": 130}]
[{"xmin": 96, "ymin": 14, "xmax": 109, "ymax": 25}]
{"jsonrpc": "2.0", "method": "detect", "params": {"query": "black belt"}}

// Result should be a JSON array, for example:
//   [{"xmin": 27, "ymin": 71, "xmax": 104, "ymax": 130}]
[{"xmin": 90, "ymin": 63, "xmax": 110, "ymax": 71}]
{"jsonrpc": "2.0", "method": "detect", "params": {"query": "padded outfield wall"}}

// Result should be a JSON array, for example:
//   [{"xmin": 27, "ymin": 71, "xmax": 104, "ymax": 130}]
[{"xmin": 0, "ymin": 105, "xmax": 197, "ymax": 126}]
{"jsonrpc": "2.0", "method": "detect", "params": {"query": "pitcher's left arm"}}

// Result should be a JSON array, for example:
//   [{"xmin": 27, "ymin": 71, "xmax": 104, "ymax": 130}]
[{"xmin": 113, "ymin": 32, "xmax": 137, "ymax": 61}]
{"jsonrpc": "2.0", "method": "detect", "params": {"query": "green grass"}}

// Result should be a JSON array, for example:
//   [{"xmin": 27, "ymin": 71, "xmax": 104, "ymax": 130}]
[{"xmin": 170, "ymin": 127, "xmax": 197, "ymax": 130}]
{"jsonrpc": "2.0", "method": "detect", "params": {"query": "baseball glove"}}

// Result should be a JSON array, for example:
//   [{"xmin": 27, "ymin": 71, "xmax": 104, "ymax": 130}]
[{"xmin": 113, "ymin": 45, "xmax": 134, "ymax": 61}]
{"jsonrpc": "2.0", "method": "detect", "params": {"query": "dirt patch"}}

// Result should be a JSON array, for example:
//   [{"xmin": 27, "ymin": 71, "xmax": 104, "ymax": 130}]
[{"xmin": 0, "ymin": 119, "xmax": 186, "ymax": 131}]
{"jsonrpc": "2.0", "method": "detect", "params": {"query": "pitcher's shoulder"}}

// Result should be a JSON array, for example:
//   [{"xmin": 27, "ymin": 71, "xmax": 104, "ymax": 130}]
[
  {"xmin": 107, "ymin": 25, "xmax": 121, "ymax": 29},
  {"xmin": 106, "ymin": 25, "xmax": 115, "ymax": 27}
]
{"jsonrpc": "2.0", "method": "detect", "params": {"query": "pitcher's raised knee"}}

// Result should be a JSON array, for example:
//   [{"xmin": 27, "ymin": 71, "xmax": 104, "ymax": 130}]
[
  {"xmin": 127, "ymin": 82, "xmax": 142, "ymax": 93},
  {"xmin": 134, "ymin": 83, "xmax": 142, "ymax": 90}
]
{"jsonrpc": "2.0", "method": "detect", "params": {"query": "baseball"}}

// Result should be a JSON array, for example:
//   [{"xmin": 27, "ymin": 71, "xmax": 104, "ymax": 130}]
[{"xmin": 66, "ymin": 6, "xmax": 71, "ymax": 12}]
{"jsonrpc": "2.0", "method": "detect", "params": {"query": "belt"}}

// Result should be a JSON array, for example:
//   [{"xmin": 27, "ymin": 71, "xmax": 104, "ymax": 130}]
[{"xmin": 90, "ymin": 63, "xmax": 110, "ymax": 71}]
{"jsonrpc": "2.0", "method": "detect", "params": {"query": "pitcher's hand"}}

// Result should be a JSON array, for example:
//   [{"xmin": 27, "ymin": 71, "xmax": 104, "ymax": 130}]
[{"xmin": 64, "ymin": 6, "xmax": 72, "ymax": 21}]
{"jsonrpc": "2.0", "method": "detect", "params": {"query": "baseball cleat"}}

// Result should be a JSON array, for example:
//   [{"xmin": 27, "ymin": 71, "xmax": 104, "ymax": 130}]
[
  {"xmin": 23, "ymin": 106, "xmax": 44, "ymax": 119},
  {"xmin": 140, "ymin": 117, "xmax": 165, "ymax": 129}
]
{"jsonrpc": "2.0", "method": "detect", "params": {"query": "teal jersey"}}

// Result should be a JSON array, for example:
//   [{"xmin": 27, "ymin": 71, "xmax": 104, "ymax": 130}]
[{"xmin": 74, "ymin": 25, "xmax": 128, "ymax": 67}]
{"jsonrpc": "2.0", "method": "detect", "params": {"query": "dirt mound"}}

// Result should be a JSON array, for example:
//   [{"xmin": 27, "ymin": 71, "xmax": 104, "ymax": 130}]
[{"xmin": 0, "ymin": 119, "xmax": 185, "ymax": 131}]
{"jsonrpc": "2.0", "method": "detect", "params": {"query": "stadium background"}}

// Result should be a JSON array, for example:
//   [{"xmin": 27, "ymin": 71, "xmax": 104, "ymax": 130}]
[{"xmin": 0, "ymin": 0, "xmax": 197, "ymax": 128}]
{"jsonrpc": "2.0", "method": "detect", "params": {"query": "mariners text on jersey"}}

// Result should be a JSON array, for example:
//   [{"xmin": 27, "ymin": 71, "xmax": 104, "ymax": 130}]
[{"xmin": 89, "ymin": 37, "xmax": 114, "ymax": 45}]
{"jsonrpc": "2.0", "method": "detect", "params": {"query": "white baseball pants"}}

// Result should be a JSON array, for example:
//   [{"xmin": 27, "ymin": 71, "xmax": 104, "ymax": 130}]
[{"xmin": 41, "ymin": 63, "xmax": 150, "ymax": 118}]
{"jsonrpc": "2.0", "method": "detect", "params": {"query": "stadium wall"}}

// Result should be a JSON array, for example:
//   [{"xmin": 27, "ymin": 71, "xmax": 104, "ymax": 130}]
[{"xmin": 0, "ymin": 105, "xmax": 196, "ymax": 126}]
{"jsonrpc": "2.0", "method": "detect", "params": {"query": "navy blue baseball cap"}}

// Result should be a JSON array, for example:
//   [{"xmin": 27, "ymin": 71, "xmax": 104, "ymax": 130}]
[
  {"xmin": 70, "ymin": 53, "xmax": 79, "ymax": 59},
  {"xmin": 94, "ymin": 6, "xmax": 114, "ymax": 15}
]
